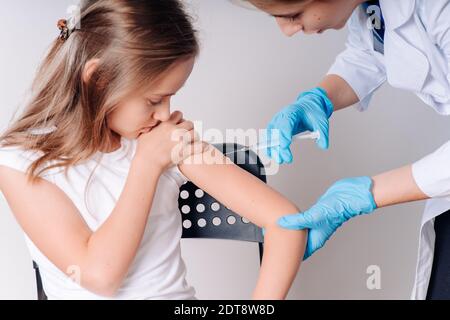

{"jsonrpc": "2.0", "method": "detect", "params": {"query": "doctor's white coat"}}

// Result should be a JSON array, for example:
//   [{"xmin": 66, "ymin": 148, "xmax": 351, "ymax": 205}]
[{"xmin": 327, "ymin": 0, "xmax": 450, "ymax": 299}]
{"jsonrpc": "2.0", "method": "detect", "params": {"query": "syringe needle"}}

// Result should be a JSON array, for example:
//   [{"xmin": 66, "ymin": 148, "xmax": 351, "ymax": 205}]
[{"xmin": 222, "ymin": 131, "xmax": 320, "ymax": 155}]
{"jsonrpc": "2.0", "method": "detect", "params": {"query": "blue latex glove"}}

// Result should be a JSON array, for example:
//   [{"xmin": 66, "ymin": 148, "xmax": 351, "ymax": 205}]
[
  {"xmin": 266, "ymin": 87, "xmax": 334, "ymax": 164},
  {"xmin": 278, "ymin": 177, "xmax": 378, "ymax": 260}
]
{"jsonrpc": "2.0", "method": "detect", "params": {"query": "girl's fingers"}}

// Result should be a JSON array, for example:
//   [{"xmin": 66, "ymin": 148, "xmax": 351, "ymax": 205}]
[
  {"xmin": 170, "ymin": 126, "xmax": 197, "ymax": 146},
  {"xmin": 172, "ymin": 141, "xmax": 207, "ymax": 165},
  {"xmin": 168, "ymin": 111, "xmax": 184, "ymax": 124},
  {"xmin": 177, "ymin": 119, "xmax": 194, "ymax": 131},
  {"xmin": 182, "ymin": 141, "xmax": 208, "ymax": 158},
  {"xmin": 182, "ymin": 129, "xmax": 199, "ymax": 144}
]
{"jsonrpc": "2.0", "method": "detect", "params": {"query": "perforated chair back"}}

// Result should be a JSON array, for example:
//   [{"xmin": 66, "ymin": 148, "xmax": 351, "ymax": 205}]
[{"xmin": 179, "ymin": 143, "xmax": 265, "ymax": 262}]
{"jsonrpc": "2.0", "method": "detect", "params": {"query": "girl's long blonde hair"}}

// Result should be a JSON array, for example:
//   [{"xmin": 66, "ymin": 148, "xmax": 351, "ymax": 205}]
[{"xmin": 0, "ymin": 0, "xmax": 199, "ymax": 184}]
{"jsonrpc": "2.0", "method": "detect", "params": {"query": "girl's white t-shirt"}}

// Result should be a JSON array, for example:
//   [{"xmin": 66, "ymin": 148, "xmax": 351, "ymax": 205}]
[{"xmin": 0, "ymin": 136, "xmax": 196, "ymax": 300}]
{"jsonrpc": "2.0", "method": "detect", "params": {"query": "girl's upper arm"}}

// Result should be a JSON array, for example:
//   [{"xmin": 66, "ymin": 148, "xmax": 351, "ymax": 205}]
[
  {"xmin": 178, "ymin": 146, "xmax": 300, "ymax": 228},
  {"xmin": 0, "ymin": 165, "xmax": 92, "ymax": 276},
  {"xmin": 179, "ymin": 146, "xmax": 306, "ymax": 300}
]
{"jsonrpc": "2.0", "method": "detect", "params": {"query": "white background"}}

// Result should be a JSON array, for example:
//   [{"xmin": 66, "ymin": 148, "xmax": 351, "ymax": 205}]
[{"xmin": 1, "ymin": 0, "xmax": 449, "ymax": 299}]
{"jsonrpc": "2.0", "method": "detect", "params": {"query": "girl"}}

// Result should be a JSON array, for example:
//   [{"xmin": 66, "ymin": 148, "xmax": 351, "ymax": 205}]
[{"xmin": 0, "ymin": 0, "xmax": 307, "ymax": 299}]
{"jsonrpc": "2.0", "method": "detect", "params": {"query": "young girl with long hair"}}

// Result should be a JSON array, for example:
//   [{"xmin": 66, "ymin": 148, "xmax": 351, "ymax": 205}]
[{"xmin": 0, "ymin": 0, "xmax": 306, "ymax": 300}]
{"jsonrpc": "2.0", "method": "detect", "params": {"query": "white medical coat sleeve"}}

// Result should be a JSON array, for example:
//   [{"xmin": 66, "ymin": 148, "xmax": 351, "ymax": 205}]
[
  {"xmin": 423, "ymin": 0, "xmax": 450, "ymax": 87},
  {"xmin": 327, "ymin": 9, "xmax": 387, "ymax": 112},
  {"xmin": 412, "ymin": 140, "xmax": 450, "ymax": 199},
  {"xmin": 412, "ymin": 1, "xmax": 450, "ymax": 199}
]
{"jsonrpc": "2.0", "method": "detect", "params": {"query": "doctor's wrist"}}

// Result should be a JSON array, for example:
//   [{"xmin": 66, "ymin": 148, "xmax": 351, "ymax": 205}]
[
  {"xmin": 371, "ymin": 165, "xmax": 429, "ymax": 208},
  {"xmin": 319, "ymin": 74, "xmax": 359, "ymax": 112},
  {"xmin": 297, "ymin": 87, "xmax": 334, "ymax": 119}
]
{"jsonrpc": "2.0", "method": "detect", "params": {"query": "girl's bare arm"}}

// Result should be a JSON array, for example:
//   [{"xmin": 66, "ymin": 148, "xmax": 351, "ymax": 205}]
[
  {"xmin": 0, "ymin": 157, "xmax": 162, "ymax": 297},
  {"xmin": 179, "ymin": 146, "xmax": 307, "ymax": 300}
]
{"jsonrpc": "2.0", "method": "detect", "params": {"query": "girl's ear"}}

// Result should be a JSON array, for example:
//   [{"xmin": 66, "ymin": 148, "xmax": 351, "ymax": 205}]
[{"xmin": 82, "ymin": 58, "xmax": 100, "ymax": 84}]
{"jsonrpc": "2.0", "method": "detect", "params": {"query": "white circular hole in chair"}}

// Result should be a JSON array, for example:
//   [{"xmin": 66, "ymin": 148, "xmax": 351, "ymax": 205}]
[
  {"xmin": 181, "ymin": 205, "xmax": 191, "ymax": 214},
  {"xmin": 211, "ymin": 202, "xmax": 221, "ymax": 212},
  {"xmin": 242, "ymin": 217, "xmax": 250, "ymax": 224},
  {"xmin": 183, "ymin": 219, "xmax": 192, "ymax": 229},
  {"xmin": 212, "ymin": 217, "xmax": 222, "ymax": 226},
  {"xmin": 227, "ymin": 216, "xmax": 237, "ymax": 225},
  {"xmin": 197, "ymin": 218, "xmax": 207, "ymax": 228},
  {"xmin": 196, "ymin": 204, "xmax": 206, "ymax": 213},
  {"xmin": 195, "ymin": 189, "xmax": 205, "ymax": 198},
  {"xmin": 180, "ymin": 190, "xmax": 189, "ymax": 200}
]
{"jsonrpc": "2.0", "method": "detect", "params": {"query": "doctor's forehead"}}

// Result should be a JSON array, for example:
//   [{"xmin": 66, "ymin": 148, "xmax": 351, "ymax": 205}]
[{"xmin": 248, "ymin": 0, "xmax": 313, "ymax": 17}]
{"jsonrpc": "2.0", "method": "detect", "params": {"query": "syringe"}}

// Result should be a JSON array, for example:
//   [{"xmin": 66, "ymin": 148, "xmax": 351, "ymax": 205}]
[{"xmin": 224, "ymin": 131, "xmax": 320, "ymax": 155}]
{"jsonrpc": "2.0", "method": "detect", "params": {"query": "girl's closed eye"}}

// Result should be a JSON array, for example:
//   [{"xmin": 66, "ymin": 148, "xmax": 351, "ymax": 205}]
[
  {"xmin": 147, "ymin": 99, "xmax": 162, "ymax": 107},
  {"xmin": 288, "ymin": 12, "xmax": 302, "ymax": 22}
]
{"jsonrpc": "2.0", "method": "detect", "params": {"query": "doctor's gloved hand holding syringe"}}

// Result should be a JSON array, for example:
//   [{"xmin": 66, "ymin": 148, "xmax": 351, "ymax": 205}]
[{"xmin": 265, "ymin": 76, "xmax": 429, "ymax": 260}]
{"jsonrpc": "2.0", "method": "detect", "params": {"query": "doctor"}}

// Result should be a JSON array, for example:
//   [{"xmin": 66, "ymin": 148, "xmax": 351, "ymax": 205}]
[{"xmin": 244, "ymin": 0, "xmax": 450, "ymax": 299}]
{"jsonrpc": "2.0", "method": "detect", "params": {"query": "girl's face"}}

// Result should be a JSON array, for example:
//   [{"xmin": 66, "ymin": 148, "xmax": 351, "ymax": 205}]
[
  {"xmin": 250, "ymin": 0, "xmax": 362, "ymax": 37},
  {"xmin": 107, "ymin": 57, "xmax": 195, "ymax": 140}
]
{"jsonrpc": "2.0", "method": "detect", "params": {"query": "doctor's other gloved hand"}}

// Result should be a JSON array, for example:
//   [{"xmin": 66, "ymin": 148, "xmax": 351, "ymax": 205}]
[
  {"xmin": 266, "ymin": 87, "xmax": 334, "ymax": 164},
  {"xmin": 278, "ymin": 177, "xmax": 378, "ymax": 260}
]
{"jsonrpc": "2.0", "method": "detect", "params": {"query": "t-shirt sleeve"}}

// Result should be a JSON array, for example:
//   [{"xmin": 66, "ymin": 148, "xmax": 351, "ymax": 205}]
[
  {"xmin": 0, "ymin": 145, "xmax": 52, "ymax": 180},
  {"xmin": 412, "ymin": 140, "xmax": 450, "ymax": 199},
  {"xmin": 164, "ymin": 165, "xmax": 189, "ymax": 187}
]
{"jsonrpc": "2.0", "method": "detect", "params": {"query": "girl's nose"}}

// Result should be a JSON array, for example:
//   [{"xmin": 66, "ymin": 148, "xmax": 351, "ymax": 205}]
[
  {"xmin": 153, "ymin": 104, "xmax": 171, "ymax": 122},
  {"xmin": 276, "ymin": 18, "xmax": 303, "ymax": 37}
]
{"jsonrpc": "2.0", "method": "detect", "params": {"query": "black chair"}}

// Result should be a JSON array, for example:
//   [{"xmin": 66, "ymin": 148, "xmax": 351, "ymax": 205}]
[
  {"xmin": 178, "ymin": 143, "xmax": 265, "ymax": 263},
  {"xmin": 33, "ymin": 143, "xmax": 266, "ymax": 300},
  {"xmin": 33, "ymin": 261, "xmax": 47, "ymax": 301}
]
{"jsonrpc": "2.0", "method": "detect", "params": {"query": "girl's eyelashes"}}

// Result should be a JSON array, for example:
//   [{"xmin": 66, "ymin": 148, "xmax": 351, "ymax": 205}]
[
  {"xmin": 288, "ymin": 12, "xmax": 302, "ymax": 22},
  {"xmin": 147, "ymin": 99, "xmax": 162, "ymax": 106}
]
